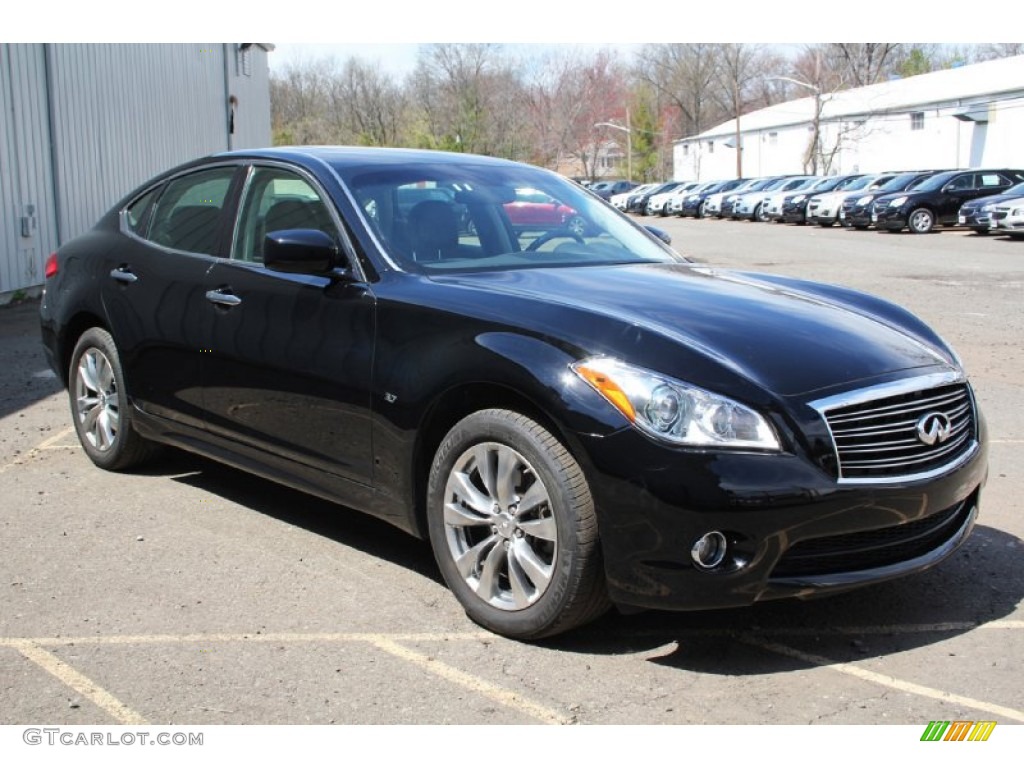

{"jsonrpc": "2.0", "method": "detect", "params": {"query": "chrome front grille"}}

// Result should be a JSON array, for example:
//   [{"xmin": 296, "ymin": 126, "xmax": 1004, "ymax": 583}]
[{"xmin": 812, "ymin": 374, "xmax": 978, "ymax": 483}]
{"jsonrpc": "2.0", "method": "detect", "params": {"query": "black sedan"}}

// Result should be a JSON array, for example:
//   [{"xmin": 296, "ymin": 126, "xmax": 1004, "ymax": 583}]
[
  {"xmin": 871, "ymin": 168, "xmax": 1024, "ymax": 233},
  {"xmin": 40, "ymin": 147, "xmax": 987, "ymax": 640}
]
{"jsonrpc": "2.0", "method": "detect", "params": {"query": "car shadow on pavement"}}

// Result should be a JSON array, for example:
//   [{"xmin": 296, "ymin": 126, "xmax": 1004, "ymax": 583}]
[
  {"xmin": 545, "ymin": 523, "xmax": 1023, "ymax": 672},
  {"xmin": 139, "ymin": 448, "xmax": 446, "ymax": 588},
  {"xmin": 0, "ymin": 299, "xmax": 63, "ymax": 420}
]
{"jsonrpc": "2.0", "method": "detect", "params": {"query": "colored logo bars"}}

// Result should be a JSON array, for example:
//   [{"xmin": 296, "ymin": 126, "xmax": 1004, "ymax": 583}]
[{"xmin": 920, "ymin": 721, "xmax": 996, "ymax": 741}]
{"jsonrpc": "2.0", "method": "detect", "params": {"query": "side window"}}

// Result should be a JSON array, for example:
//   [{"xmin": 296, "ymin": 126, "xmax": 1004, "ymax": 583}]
[
  {"xmin": 946, "ymin": 174, "xmax": 974, "ymax": 192},
  {"xmin": 233, "ymin": 167, "xmax": 338, "ymax": 264},
  {"xmin": 123, "ymin": 186, "xmax": 160, "ymax": 236},
  {"xmin": 148, "ymin": 168, "xmax": 236, "ymax": 255},
  {"xmin": 979, "ymin": 173, "xmax": 1007, "ymax": 189}
]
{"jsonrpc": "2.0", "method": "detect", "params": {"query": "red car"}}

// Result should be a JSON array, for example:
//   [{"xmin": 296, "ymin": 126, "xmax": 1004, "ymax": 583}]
[{"xmin": 505, "ymin": 188, "xmax": 585, "ymax": 236}]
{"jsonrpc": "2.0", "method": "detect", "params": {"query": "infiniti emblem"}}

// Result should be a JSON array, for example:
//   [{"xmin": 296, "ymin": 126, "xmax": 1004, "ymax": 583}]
[{"xmin": 916, "ymin": 412, "xmax": 953, "ymax": 446}]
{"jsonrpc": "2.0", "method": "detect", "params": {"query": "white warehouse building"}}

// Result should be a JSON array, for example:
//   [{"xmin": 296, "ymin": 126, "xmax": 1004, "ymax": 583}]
[
  {"xmin": 673, "ymin": 55, "xmax": 1024, "ymax": 182},
  {"xmin": 0, "ymin": 43, "xmax": 273, "ymax": 302}
]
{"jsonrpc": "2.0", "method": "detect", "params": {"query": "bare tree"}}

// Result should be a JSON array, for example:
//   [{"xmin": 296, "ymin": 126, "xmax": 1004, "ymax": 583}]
[{"xmin": 526, "ymin": 48, "xmax": 628, "ymax": 179}]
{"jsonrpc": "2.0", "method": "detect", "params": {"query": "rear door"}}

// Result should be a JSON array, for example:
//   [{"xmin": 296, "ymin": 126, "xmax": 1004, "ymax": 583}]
[{"xmin": 101, "ymin": 164, "xmax": 241, "ymax": 427}]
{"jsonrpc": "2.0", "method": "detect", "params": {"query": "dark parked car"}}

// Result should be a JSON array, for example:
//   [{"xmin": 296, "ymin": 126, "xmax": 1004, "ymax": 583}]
[
  {"xmin": 41, "ymin": 147, "xmax": 987, "ymax": 640},
  {"xmin": 780, "ymin": 175, "xmax": 864, "ymax": 224},
  {"xmin": 957, "ymin": 181, "xmax": 1024, "ymax": 234},
  {"xmin": 871, "ymin": 168, "xmax": 1024, "ymax": 233},
  {"xmin": 680, "ymin": 178, "xmax": 746, "ymax": 218},
  {"xmin": 624, "ymin": 181, "xmax": 680, "ymax": 215},
  {"xmin": 589, "ymin": 179, "xmax": 635, "ymax": 201},
  {"xmin": 840, "ymin": 171, "xmax": 945, "ymax": 230}
]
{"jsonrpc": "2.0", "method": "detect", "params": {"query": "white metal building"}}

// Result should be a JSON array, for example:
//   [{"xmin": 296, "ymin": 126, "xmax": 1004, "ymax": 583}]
[
  {"xmin": 673, "ymin": 55, "xmax": 1024, "ymax": 182},
  {"xmin": 0, "ymin": 43, "xmax": 272, "ymax": 302}
]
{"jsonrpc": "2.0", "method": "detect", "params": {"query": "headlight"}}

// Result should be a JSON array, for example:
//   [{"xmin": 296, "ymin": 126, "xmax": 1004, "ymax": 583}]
[
  {"xmin": 1012, "ymin": 208, "xmax": 1024, "ymax": 216},
  {"xmin": 856, "ymin": 195, "xmax": 873, "ymax": 205},
  {"xmin": 980, "ymin": 204, "xmax": 992, "ymax": 212},
  {"xmin": 889, "ymin": 196, "xmax": 907, "ymax": 207},
  {"xmin": 571, "ymin": 357, "xmax": 781, "ymax": 450},
  {"xmin": 792, "ymin": 195, "xmax": 806, "ymax": 204}
]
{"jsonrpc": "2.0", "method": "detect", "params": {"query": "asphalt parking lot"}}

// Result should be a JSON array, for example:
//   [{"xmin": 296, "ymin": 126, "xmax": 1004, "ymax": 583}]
[{"xmin": 1, "ymin": 219, "xmax": 1021, "ymax": 728}]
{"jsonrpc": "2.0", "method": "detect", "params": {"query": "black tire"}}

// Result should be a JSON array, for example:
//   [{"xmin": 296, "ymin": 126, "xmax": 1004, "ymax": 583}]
[
  {"xmin": 68, "ymin": 327, "xmax": 159, "ymax": 471},
  {"xmin": 426, "ymin": 409, "xmax": 610, "ymax": 640},
  {"xmin": 696, "ymin": 201, "xmax": 706, "ymax": 219},
  {"xmin": 907, "ymin": 208, "xmax": 935, "ymax": 234},
  {"xmin": 754, "ymin": 203, "xmax": 768, "ymax": 222}
]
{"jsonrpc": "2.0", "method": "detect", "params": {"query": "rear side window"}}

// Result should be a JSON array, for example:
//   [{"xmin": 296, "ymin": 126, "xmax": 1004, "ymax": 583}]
[
  {"xmin": 979, "ymin": 173, "xmax": 1008, "ymax": 188},
  {"xmin": 123, "ymin": 187, "xmax": 160, "ymax": 235},
  {"xmin": 148, "ymin": 167, "xmax": 236, "ymax": 256}
]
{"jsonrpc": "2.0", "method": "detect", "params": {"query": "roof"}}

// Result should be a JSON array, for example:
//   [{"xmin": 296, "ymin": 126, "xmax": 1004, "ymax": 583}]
[{"xmin": 678, "ymin": 54, "xmax": 1024, "ymax": 142}]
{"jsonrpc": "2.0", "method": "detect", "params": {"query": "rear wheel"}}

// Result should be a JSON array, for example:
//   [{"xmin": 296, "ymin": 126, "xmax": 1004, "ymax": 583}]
[
  {"xmin": 69, "ymin": 327, "xmax": 159, "ymax": 471},
  {"xmin": 427, "ymin": 409, "xmax": 609, "ymax": 640}
]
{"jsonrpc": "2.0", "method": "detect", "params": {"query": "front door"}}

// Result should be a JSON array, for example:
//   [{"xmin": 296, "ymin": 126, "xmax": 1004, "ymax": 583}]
[{"xmin": 201, "ymin": 165, "xmax": 376, "ymax": 486}]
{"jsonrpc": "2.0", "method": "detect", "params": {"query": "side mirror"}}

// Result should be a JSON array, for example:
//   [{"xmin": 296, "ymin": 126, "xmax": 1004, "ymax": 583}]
[
  {"xmin": 264, "ymin": 229, "xmax": 340, "ymax": 275},
  {"xmin": 644, "ymin": 225, "xmax": 672, "ymax": 245}
]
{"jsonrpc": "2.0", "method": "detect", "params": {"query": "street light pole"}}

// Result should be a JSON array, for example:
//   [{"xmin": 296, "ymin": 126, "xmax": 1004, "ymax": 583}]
[
  {"xmin": 768, "ymin": 76, "xmax": 823, "ymax": 174},
  {"xmin": 594, "ymin": 109, "xmax": 632, "ymax": 183}
]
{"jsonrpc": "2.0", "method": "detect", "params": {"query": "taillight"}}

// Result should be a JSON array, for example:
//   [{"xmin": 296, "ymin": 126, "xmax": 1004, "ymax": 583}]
[{"xmin": 45, "ymin": 252, "xmax": 58, "ymax": 279}]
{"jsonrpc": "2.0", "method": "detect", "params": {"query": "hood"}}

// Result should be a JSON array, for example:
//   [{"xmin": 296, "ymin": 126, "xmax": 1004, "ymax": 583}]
[{"xmin": 430, "ymin": 263, "xmax": 952, "ymax": 398}]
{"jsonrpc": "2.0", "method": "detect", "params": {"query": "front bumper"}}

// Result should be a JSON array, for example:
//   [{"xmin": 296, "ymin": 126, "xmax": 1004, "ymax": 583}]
[
  {"xmin": 871, "ymin": 205, "xmax": 909, "ymax": 230},
  {"xmin": 574, "ymin": 421, "xmax": 987, "ymax": 612}
]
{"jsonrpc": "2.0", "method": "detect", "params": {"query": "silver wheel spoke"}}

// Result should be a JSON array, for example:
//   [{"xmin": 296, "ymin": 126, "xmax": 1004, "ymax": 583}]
[
  {"xmin": 98, "ymin": 356, "xmax": 114, "ymax": 392},
  {"xmin": 516, "ymin": 481, "xmax": 547, "ymax": 514},
  {"xmin": 444, "ymin": 501, "xmax": 490, "ymax": 529},
  {"xmin": 454, "ymin": 534, "xmax": 499, "ymax": 580},
  {"xmin": 474, "ymin": 542, "xmax": 507, "ymax": 602},
  {"xmin": 512, "ymin": 538, "xmax": 553, "ymax": 593},
  {"xmin": 450, "ymin": 471, "xmax": 494, "ymax": 515},
  {"xmin": 472, "ymin": 446, "xmax": 499, "ymax": 501},
  {"xmin": 97, "ymin": 410, "xmax": 116, "ymax": 449},
  {"xmin": 517, "ymin": 515, "xmax": 557, "ymax": 542},
  {"xmin": 495, "ymin": 447, "xmax": 519, "ymax": 508},
  {"xmin": 81, "ymin": 404, "xmax": 101, "ymax": 438},
  {"xmin": 506, "ymin": 548, "xmax": 533, "ymax": 609},
  {"xmin": 79, "ymin": 353, "xmax": 100, "ymax": 393}
]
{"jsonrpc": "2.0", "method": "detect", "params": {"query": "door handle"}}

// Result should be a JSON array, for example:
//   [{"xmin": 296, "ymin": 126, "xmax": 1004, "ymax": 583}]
[
  {"xmin": 205, "ymin": 288, "xmax": 242, "ymax": 308},
  {"xmin": 109, "ymin": 266, "xmax": 138, "ymax": 284}
]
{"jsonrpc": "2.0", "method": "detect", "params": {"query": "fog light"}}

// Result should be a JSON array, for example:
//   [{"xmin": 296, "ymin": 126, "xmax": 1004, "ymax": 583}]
[{"xmin": 691, "ymin": 531, "xmax": 728, "ymax": 570}]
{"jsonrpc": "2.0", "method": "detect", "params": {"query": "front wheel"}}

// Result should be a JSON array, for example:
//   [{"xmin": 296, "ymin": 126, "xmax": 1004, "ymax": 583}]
[
  {"xmin": 69, "ymin": 327, "xmax": 158, "ymax": 471},
  {"xmin": 908, "ymin": 208, "xmax": 935, "ymax": 234},
  {"xmin": 427, "ymin": 409, "xmax": 609, "ymax": 640}
]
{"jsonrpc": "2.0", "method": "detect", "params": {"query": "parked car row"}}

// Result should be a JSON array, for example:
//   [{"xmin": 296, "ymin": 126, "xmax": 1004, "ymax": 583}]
[{"xmin": 621, "ymin": 168, "xmax": 1024, "ymax": 236}]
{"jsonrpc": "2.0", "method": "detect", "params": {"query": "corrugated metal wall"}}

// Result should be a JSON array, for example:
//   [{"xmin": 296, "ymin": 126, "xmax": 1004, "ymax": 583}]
[
  {"xmin": 0, "ymin": 45, "xmax": 59, "ymax": 295},
  {"xmin": 0, "ymin": 43, "xmax": 272, "ymax": 298},
  {"xmin": 47, "ymin": 43, "xmax": 234, "ymax": 241}
]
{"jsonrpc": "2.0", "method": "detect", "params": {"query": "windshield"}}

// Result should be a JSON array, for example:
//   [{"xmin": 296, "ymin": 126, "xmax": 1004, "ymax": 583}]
[
  {"xmin": 839, "ymin": 176, "xmax": 878, "ymax": 192},
  {"xmin": 338, "ymin": 161, "xmax": 681, "ymax": 273},
  {"xmin": 913, "ymin": 171, "xmax": 959, "ymax": 192}
]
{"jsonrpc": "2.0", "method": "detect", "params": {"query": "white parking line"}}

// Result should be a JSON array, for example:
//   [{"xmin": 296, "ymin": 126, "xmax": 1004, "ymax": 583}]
[
  {"xmin": 368, "ymin": 636, "xmax": 568, "ymax": 724},
  {"xmin": 1, "ymin": 631, "xmax": 564, "ymax": 725},
  {"xmin": 740, "ymin": 636, "xmax": 1024, "ymax": 723},
  {"xmin": 0, "ymin": 426, "xmax": 76, "ymax": 475},
  {"xmin": 11, "ymin": 640, "xmax": 149, "ymax": 725}
]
